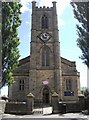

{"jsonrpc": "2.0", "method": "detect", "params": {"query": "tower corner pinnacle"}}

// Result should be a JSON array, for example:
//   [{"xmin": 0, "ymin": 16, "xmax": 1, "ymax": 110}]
[
  {"xmin": 52, "ymin": 1, "xmax": 57, "ymax": 6},
  {"xmin": 32, "ymin": 0, "xmax": 36, "ymax": 9},
  {"xmin": 52, "ymin": 1, "xmax": 57, "ymax": 12}
]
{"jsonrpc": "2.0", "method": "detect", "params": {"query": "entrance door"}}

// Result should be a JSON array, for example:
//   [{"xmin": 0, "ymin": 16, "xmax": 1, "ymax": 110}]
[{"xmin": 43, "ymin": 87, "xmax": 49, "ymax": 104}]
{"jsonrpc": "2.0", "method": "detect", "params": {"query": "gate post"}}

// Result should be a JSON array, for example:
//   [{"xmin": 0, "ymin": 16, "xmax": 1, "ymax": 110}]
[
  {"xmin": 27, "ymin": 93, "xmax": 34, "ymax": 114},
  {"xmin": 0, "ymin": 100, "xmax": 6, "ymax": 114},
  {"xmin": 52, "ymin": 92, "xmax": 59, "ymax": 114}
]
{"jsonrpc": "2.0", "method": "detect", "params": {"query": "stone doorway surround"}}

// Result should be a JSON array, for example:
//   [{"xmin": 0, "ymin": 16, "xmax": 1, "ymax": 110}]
[{"xmin": 42, "ymin": 86, "xmax": 50, "ymax": 105}]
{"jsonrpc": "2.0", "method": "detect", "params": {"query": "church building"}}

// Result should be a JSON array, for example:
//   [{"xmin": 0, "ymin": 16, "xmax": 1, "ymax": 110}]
[{"xmin": 8, "ymin": 1, "xmax": 81, "ymax": 106}]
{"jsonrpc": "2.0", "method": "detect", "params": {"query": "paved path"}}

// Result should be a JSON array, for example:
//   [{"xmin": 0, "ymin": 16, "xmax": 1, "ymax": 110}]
[{"xmin": 0, "ymin": 113, "xmax": 88, "ymax": 120}]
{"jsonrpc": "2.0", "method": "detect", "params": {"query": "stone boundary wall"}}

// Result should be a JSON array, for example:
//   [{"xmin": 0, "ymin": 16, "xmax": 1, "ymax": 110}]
[
  {"xmin": 66, "ymin": 102, "xmax": 85, "ymax": 113},
  {"xmin": 5, "ymin": 102, "xmax": 27, "ymax": 115},
  {"xmin": 58, "ymin": 99, "xmax": 85, "ymax": 113},
  {"xmin": 2, "ymin": 98, "xmax": 86, "ymax": 115}
]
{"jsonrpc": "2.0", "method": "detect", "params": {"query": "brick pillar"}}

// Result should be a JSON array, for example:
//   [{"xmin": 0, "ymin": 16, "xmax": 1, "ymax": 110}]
[
  {"xmin": 27, "ymin": 93, "xmax": 34, "ymax": 114},
  {"xmin": 52, "ymin": 92, "xmax": 59, "ymax": 114}
]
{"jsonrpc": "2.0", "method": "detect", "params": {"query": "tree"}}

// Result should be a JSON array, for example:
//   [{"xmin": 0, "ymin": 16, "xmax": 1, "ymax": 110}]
[
  {"xmin": 1, "ymin": 2, "xmax": 22, "ymax": 88},
  {"xmin": 71, "ymin": 2, "xmax": 89, "ymax": 68}
]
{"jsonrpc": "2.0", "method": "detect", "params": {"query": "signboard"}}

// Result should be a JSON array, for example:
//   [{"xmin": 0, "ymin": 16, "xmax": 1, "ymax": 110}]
[
  {"xmin": 43, "ymin": 80, "xmax": 49, "ymax": 85},
  {"xmin": 64, "ymin": 91, "xmax": 74, "ymax": 96}
]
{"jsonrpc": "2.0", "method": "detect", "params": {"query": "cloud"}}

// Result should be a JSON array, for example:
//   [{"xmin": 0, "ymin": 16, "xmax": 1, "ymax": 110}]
[
  {"xmin": 20, "ymin": 0, "xmax": 33, "ymax": 13},
  {"xmin": 39, "ymin": 0, "xmax": 71, "ymax": 16},
  {"xmin": 20, "ymin": 0, "xmax": 71, "ymax": 14},
  {"xmin": 39, "ymin": 0, "xmax": 53, "ymax": 7},
  {"xmin": 26, "ymin": 21, "xmax": 30, "ymax": 25}
]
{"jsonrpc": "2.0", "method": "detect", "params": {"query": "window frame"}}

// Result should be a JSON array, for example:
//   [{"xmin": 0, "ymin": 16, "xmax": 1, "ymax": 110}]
[
  {"xmin": 19, "ymin": 80, "xmax": 25, "ymax": 91},
  {"xmin": 66, "ymin": 79, "xmax": 72, "ymax": 91},
  {"xmin": 41, "ymin": 15, "xmax": 48, "ymax": 29}
]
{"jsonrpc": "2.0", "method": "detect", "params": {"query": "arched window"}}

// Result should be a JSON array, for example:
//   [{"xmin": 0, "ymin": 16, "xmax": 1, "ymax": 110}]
[
  {"xmin": 42, "ymin": 46, "xmax": 50, "ymax": 66},
  {"xmin": 41, "ymin": 15, "xmax": 48, "ymax": 29}
]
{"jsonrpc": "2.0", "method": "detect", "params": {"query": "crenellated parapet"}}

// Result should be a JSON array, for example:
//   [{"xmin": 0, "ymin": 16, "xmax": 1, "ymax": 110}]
[{"xmin": 32, "ymin": 1, "xmax": 57, "ymax": 12}]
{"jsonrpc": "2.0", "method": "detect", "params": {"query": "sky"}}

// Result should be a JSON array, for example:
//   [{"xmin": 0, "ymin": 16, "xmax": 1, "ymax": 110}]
[{"xmin": 1, "ymin": 0, "xmax": 87, "ymax": 96}]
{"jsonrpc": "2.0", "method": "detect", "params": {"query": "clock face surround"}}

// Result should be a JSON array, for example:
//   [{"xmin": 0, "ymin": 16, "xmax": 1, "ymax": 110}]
[
  {"xmin": 38, "ymin": 32, "xmax": 51, "ymax": 41},
  {"xmin": 40, "ymin": 33, "xmax": 50, "ymax": 41}
]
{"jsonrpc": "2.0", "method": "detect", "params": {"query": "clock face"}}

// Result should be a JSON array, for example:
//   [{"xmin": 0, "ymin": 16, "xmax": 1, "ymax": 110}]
[{"xmin": 38, "ymin": 32, "xmax": 51, "ymax": 41}]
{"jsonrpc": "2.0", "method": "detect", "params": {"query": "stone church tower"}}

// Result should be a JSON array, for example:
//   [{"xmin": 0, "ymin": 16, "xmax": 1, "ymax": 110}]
[
  {"xmin": 8, "ymin": 1, "xmax": 80, "ymax": 105},
  {"xmin": 29, "ymin": 1, "xmax": 62, "ymax": 104}
]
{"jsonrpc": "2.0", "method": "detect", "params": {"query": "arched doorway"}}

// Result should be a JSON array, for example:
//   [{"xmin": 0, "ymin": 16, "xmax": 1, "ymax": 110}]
[{"xmin": 42, "ymin": 86, "xmax": 50, "ymax": 105}]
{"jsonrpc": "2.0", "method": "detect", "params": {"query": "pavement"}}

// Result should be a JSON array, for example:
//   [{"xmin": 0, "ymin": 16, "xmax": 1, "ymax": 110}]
[
  {"xmin": 0, "ymin": 107, "xmax": 89, "ymax": 119},
  {"xmin": 0, "ymin": 113, "xmax": 88, "ymax": 120}
]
